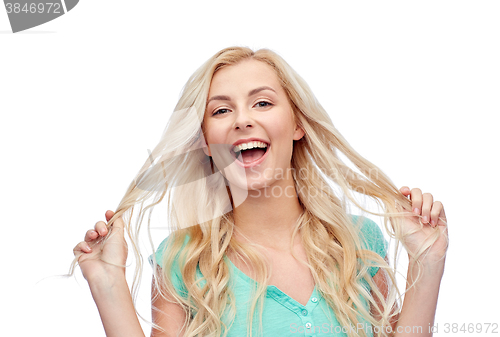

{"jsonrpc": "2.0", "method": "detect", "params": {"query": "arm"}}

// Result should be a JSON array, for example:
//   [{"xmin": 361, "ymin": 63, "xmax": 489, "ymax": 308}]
[
  {"xmin": 90, "ymin": 266, "xmax": 186, "ymax": 337},
  {"xmin": 75, "ymin": 210, "xmax": 185, "ymax": 337},
  {"xmin": 89, "ymin": 267, "xmax": 189, "ymax": 337},
  {"xmin": 74, "ymin": 210, "xmax": 146, "ymax": 337},
  {"xmin": 89, "ymin": 273, "xmax": 146, "ymax": 337},
  {"xmin": 371, "ymin": 256, "xmax": 445, "ymax": 337},
  {"xmin": 151, "ymin": 265, "xmax": 189, "ymax": 337},
  {"xmin": 393, "ymin": 258, "xmax": 444, "ymax": 337},
  {"xmin": 391, "ymin": 186, "xmax": 448, "ymax": 336}
]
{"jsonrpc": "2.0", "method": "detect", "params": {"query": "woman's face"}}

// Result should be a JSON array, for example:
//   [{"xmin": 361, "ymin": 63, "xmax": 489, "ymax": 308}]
[{"xmin": 203, "ymin": 58, "xmax": 304, "ymax": 191}]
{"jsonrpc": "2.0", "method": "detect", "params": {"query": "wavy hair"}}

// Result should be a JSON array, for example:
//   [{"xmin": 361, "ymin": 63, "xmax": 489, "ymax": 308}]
[{"xmin": 67, "ymin": 46, "xmax": 447, "ymax": 337}]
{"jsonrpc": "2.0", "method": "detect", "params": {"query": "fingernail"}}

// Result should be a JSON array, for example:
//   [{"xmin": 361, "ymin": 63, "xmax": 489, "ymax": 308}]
[
  {"xmin": 413, "ymin": 208, "xmax": 419, "ymax": 214},
  {"xmin": 86, "ymin": 245, "xmax": 92, "ymax": 251},
  {"xmin": 422, "ymin": 216, "xmax": 428, "ymax": 223},
  {"xmin": 431, "ymin": 220, "xmax": 436, "ymax": 227}
]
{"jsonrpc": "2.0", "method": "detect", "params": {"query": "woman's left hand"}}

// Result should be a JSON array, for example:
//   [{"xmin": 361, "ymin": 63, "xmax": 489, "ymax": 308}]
[{"xmin": 397, "ymin": 186, "xmax": 449, "ymax": 264}]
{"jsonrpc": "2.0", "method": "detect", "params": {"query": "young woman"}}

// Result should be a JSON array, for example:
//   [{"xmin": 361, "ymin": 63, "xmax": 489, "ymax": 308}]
[{"xmin": 71, "ymin": 46, "xmax": 448, "ymax": 337}]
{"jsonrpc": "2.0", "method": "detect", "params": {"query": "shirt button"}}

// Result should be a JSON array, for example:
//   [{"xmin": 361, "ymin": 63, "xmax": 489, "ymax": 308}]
[
  {"xmin": 305, "ymin": 322, "xmax": 312, "ymax": 329},
  {"xmin": 302, "ymin": 309, "xmax": 308, "ymax": 316},
  {"xmin": 311, "ymin": 297, "xmax": 318, "ymax": 303}
]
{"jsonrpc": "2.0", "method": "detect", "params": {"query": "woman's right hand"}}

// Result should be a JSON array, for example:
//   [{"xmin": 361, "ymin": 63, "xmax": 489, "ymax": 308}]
[{"xmin": 73, "ymin": 210, "xmax": 128, "ymax": 286}]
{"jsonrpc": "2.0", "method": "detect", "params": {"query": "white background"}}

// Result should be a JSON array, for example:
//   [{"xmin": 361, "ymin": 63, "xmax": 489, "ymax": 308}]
[{"xmin": 1, "ymin": 1, "xmax": 499, "ymax": 336}]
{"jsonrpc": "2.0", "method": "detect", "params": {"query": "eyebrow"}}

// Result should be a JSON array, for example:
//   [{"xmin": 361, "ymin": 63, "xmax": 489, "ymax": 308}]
[{"xmin": 206, "ymin": 86, "xmax": 277, "ymax": 106}]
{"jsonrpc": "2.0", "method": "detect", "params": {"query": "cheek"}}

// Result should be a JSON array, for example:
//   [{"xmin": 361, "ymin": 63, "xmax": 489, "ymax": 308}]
[
  {"xmin": 269, "ymin": 108, "xmax": 295, "ymax": 133},
  {"xmin": 267, "ymin": 117, "xmax": 294, "ymax": 140},
  {"xmin": 202, "ymin": 120, "xmax": 216, "ymax": 142},
  {"xmin": 204, "ymin": 126, "xmax": 227, "ymax": 146}
]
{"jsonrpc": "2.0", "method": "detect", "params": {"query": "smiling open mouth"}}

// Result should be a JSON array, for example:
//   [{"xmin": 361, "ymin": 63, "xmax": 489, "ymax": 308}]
[
  {"xmin": 238, "ymin": 148, "xmax": 267, "ymax": 163},
  {"xmin": 230, "ymin": 143, "xmax": 270, "ymax": 165}
]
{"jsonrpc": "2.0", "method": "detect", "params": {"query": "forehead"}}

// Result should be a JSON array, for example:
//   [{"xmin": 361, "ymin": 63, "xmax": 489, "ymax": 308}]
[{"xmin": 208, "ymin": 59, "xmax": 282, "ymax": 95}]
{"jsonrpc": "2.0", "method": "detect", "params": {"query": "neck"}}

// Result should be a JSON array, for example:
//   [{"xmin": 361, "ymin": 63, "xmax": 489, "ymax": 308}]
[{"xmin": 228, "ymin": 172, "xmax": 304, "ymax": 252}]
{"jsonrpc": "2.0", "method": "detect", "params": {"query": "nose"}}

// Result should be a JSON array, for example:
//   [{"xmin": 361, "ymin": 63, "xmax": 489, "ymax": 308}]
[{"xmin": 232, "ymin": 106, "xmax": 254, "ymax": 130}]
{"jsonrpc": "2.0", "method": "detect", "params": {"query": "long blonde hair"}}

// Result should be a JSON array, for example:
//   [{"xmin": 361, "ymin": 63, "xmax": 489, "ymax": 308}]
[{"xmin": 68, "ymin": 46, "xmax": 446, "ymax": 337}]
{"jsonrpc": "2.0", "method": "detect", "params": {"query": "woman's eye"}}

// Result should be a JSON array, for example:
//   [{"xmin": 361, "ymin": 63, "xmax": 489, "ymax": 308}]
[
  {"xmin": 256, "ymin": 101, "xmax": 272, "ymax": 108},
  {"xmin": 213, "ymin": 108, "xmax": 229, "ymax": 116}
]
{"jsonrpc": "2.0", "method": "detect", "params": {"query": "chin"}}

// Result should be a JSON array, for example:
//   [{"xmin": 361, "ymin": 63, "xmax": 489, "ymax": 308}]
[{"xmin": 227, "ymin": 177, "xmax": 273, "ymax": 193}]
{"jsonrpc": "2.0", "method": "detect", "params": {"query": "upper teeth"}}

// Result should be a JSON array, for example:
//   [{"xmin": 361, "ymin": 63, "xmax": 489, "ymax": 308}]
[{"xmin": 233, "ymin": 141, "xmax": 268, "ymax": 153}]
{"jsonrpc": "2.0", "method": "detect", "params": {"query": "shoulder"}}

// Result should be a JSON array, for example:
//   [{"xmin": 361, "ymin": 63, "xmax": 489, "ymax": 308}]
[
  {"xmin": 149, "ymin": 228, "xmax": 192, "ymax": 268},
  {"xmin": 149, "ymin": 229, "xmax": 193, "ymax": 299},
  {"xmin": 350, "ymin": 214, "xmax": 382, "ymax": 236},
  {"xmin": 349, "ymin": 214, "xmax": 388, "ymax": 279},
  {"xmin": 349, "ymin": 214, "xmax": 387, "ymax": 259},
  {"xmin": 159, "ymin": 229, "xmax": 191, "ymax": 251}
]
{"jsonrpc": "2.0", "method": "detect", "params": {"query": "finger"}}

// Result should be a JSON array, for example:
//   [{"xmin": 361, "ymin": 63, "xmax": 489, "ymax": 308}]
[
  {"xmin": 438, "ymin": 206, "xmax": 447, "ymax": 227},
  {"xmin": 400, "ymin": 186, "xmax": 410, "ymax": 196},
  {"xmin": 410, "ymin": 188, "xmax": 423, "ymax": 215},
  {"xmin": 109, "ymin": 213, "xmax": 125, "ymax": 231},
  {"xmin": 73, "ymin": 241, "xmax": 92, "ymax": 255},
  {"xmin": 430, "ymin": 201, "xmax": 443, "ymax": 227},
  {"xmin": 84, "ymin": 229, "xmax": 98, "ymax": 242},
  {"xmin": 94, "ymin": 221, "xmax": 108, "ymax": 236},
  {"xmin": 421, "ymin": 193, "xmax": 434, "ymax": 224},
  {"xmin": 105, "ymin": 210, "xmax": 115, "ymax": 222}
]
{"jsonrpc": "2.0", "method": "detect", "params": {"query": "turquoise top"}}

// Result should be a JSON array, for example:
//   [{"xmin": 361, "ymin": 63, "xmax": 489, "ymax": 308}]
[{"xmin": 148, "ymin": 215, "xmax": 388, "ymax": 337}]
